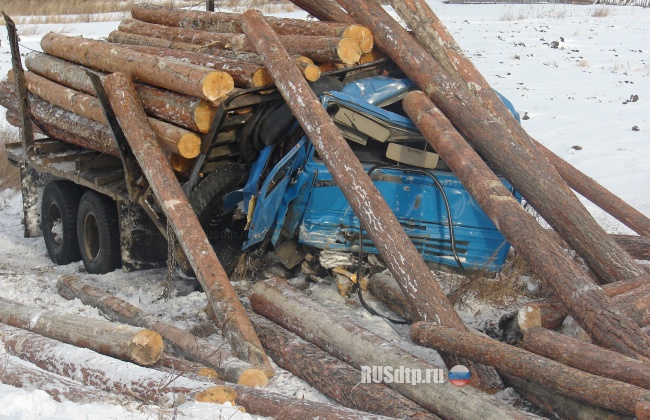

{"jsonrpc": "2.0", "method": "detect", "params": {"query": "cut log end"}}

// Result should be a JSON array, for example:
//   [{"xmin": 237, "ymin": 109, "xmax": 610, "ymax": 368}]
[
  {"xmin": 302, "ymin": 65, "xmax": 321, "ymax": 82},
  {"xmin": 197, "ymin": 367, "xmax": 220, "ymax": 379},
  {"xmin": 194, "ymin": 386, "xmax": 237, "ymax": 404},
  {"xmin": 360, "ymin": 49, "xmax": 386, "ymax": 64},
  {"xmin": 128, "ymin": 330, "xmax": 164, "ymax": 365},
  {"xmin": 177, "ymin": 132, "xmax": 202, "ymax": 158},
  {"xmin": 517, "ymin": 304, "xmax": 542, "ymax": 333},
  {"xmin": 194, "ymin": 101, "xmax": 217, "ymax": 133},
  {"xmin": 337, "ymin": 38, "xmax": 363, "ymax": 65},
  {"xmin": 342, "ymin": 25, "xmax": 374, "ymax": 54},
  {"xmin": 170, "ymin": 154, "xmax": 195, "ymax": 172},
  {"xmin": 252, "ymin": 68, "xmax": 273, "ymax": 88},
  {"xmin": 237, "ymin": 368, "xmax": 269, "ymax": 388},
  {"xmin": 202, "ymin": 71, "xmax": 235, "ymax": 101}
]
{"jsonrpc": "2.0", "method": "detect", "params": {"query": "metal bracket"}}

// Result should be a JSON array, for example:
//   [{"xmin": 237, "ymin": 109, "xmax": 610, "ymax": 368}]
[
  {"xmin": 3, "ymin": 13, "xmax": 35, "ymax": 152},
  {"xmin": 85, "ymin": 70, "xmax": 144, "ymax": 203}
]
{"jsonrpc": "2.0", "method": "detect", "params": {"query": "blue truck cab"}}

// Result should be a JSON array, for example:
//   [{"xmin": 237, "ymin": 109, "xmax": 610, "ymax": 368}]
[{"xmin": 235, "ymin": 75, "xmax": 520, "ymax": 272}]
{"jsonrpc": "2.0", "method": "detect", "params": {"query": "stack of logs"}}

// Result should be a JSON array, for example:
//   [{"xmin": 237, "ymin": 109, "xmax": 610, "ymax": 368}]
[
  {"xmin": 0, "ymin": 2, "xmax": 374, "ymax": 173},
  {"xmin": 2, "ymin": 1, "xmax": 650, "ymax": 419}
]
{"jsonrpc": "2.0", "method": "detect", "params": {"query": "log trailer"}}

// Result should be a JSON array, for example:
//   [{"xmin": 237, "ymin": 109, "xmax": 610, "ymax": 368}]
[{"xmin": 3, "ymin": 20, "xmax": 521, "ymax": 278}]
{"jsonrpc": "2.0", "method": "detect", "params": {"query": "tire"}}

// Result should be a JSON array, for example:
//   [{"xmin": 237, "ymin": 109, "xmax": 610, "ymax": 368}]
[
  {"xmin": 189, "ymin": 161, "xmax": 248, "ymax": 276},
  {"xmin": 42, "ymin": 181, "xmax": 82, "ymax": 265},
  {"xmin": 77, "ymin": 191, "xmax": 121, "ymax": 274}
]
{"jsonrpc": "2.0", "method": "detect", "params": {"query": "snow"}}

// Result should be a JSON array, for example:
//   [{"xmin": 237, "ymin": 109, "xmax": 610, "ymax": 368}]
[{"xmin": 0, "ymin": 1, "xmax": 649, "ymax": 418}]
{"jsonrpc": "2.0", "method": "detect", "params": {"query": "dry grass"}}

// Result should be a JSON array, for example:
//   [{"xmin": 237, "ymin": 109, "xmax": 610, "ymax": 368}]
[
  {"xmin": 0, "ymin": 130, "xmax": 20, "ymax": 191},
  {"xmin": 591, "ymin": 6, "xmax": 613, "ymax": 17},
  {"xmin": 577, "ymin": 59, "xmax": 590, "ymax": 67}
]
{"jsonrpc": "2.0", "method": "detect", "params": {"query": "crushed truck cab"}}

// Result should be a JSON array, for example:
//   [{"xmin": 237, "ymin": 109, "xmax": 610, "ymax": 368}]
[{"xmin": 237, "ymin": 75, "xmax": 521, "ymax": 271}]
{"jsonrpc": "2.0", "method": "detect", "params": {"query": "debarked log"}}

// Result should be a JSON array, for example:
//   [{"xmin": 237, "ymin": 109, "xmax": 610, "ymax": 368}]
[
  {"xmin": 57, "ymin": 275, "xmax": 267, "ymax": 387},
  {"xmin": 17, "ymin": 70, "xmax": 200, "ymax": 158},
  {"xmin": 0, "ymin": 323, "xmax": 236, "ymax": 405},
  {"xmin": 522, "ymin": 327, "xmax": 650, "ymax": 390},
  {"xmin": 411, "ymin": 323, "xmax": 650, "ymax": 416},
  {"xmin": 118, "ymin": 18, "xmax": 362, "ymax": 65},
  {"xmin": 41, "ymin": 32, "xmax": 234, "ymax": 101},
  {"xmin": 0, "ymin": 297, "xmax": 162, "ymax": 365},
  {"xmin": 103, "ymin": 72, "xmax": 272, "ymax": 376},
  {"xmin": 248, "ymin": 310, "xmax": 437, "ymax": 419},
  {"xmin": 402, "ymin": 90, "xmax": 650, "ymax": 361},
  {"xmin": 25, "ymin": 52, "xmax": 216, "ymax": 133},
  {"xmin": 241, "ymin": 7, "xmax": 503, "ymax": 393},
  {"xmin": 131, "ymin": 3, "xmax": 373, "ymax": 53},
  {"xmin": 249, "ymin": 278, "xmax": 535, "ymax": 420},
  {"xmin": 0, "ymin": 355, "xmax": 135, "ymax": 405}
]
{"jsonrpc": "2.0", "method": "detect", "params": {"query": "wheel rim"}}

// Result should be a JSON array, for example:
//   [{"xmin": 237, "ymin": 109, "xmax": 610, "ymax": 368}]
[
  {"xmin": 83, "ymin": 213, "xmax": 100, "ymax": 262},
  {"xmin": 48, "ymin": 203, "xmax": 63, "ymax": 246}
]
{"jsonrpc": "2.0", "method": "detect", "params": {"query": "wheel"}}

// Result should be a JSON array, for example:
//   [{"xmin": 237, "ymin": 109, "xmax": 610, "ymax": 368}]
[
  {"xmin": 42, "ymin": 181, "xmax": 82, "ymax": 265},
  {"xmin": 77, "ymin": 191, "xmax": 121, "ymax": 274},
  {"xmin": 189, "ymin": 161, "xmax": 248, "ymax": 276}
]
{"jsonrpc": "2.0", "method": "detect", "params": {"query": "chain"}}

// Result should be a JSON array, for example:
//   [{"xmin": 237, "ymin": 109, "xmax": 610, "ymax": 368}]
[{"xmin": 159, "ymin": 220, "xmax": 177, "ymax": 301}]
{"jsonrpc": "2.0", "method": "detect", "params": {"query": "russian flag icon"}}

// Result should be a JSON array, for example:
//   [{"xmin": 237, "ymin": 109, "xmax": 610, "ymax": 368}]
[{"xmin": 448, "ymin": 365, "xmax": 471, "ymax": 387}]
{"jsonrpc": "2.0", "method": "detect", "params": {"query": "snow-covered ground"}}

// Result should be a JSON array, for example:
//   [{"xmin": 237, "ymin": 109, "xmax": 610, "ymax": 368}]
[{"xmin": 0, "ymin": 2, "xmax": 648, "ymax": 418}]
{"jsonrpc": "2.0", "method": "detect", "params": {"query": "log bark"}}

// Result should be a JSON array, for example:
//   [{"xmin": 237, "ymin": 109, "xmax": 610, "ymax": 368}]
[
  {"xmin": 240, "ymin": 9, "xmax": 502, "ymax": 392},
  {"xmin": 0, "ymin": 297, "xmax": 162, "ymax": 365},
  {"xmin": 367, "ymin": 273, "xmax": 417, "ymax": 323},
  {"xmin": 0, "ymin": 324, "xmax": 237, "ymax": 405},
  {"xmin": 612, "ymin": 234, "xmax": 650, "ymax": 260},
  {"xmin": 248, "ymin": 311, "xmax": 437, "ymax": 419},
  {"xmin": 40, "ymin": 33, "xmax": 234, "ymax": 101},
  {"xmin": 18, "ymin": 70, "xmax": 201, "ymax": 158},
  {"xmin": 25, "ymin": 52, "xmax": 216, "ymax": 133},
  {"xmin": 56, "ymin": 275, "xmax": 267, "ymax": 387},
  {"xmin": 338, "ymin": 0, "xmax": 645, "ymax": 284},
  {"xmin": 0, "ymin": 79, "xmax": 118, "ymax": 156},
  {"xmin": 501, "ymin": 373, "xmax": 631, "ymax": 420},
  {"xmin": 0, "ymin": 356, "xmax": 134, "ymax": 405},
  {"xmin": 522, "ymin": 327, "xmax": 650, "ymax": 390},
  {"xmin": 411, "ymin": 322, "xmax": 650, "ymax": 416},
  {"xmin": 402, "ymin": 91, "xmax": 650, "ymax": 360},
  {"xmin": 520, "ymin": 275, "xmax": 650, "ymax": 332},
  {"xmin": 131, "ymin": 3, "xmax": 373, "ymax": 53},
  {"xmin": 107, "ymin": 44, "xmax": 272, "ymax": 88},
  {"xmin": 288, "ymin": 0, "xmax": 355, "ymax": 23},
  {"xmin": 118, "ymin": 19, "xmax": 362, "ymax": 64},
  {"xmin": 153, "ymin": 353, "xmax": 219, "ymax": 381},
  {"xmin": 249, "ymin": 278, "xmax": 534, "ymax": 420},
  {"xmin": 103, "ymin": 72, "xmax": 272, "ymax": 376}
]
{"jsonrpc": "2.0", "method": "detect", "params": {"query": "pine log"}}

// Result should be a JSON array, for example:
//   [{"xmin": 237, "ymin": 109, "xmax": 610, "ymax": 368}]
[
  {"xmin": 288, "ymin": 0, "xmax": 355, "ymax": 23},
  {"xmin": 501, "ymin": 373, "xmax": 632, "ymax": 420},
  {"xmin": 107, "ymin": 44, "xmax": 272, "ymax": 88},
  {"xmin": 337, "ymin": 0, "xmax": 645, "ymax": 284},
  {"xmin": 522, "ymin": 327, "xmax": 650, "ymax": 390},
  {"xmin": 0, "ymin": 324, "xmax": 237, "ymax": 405},
  {"xmin": 241, "ymin": 9, "xmax": 502, "ymax": 392},
  {"xmin": 102, "ymin": 72, "xmax": 273, "ymax": 376},
  {"xmin": 248, "ymin": 311, "xmax": 437, "ymax": 419},
  {"xmin": 40, "ymin": 33, "xmax": 234, "ymax": 101},
  {"xmin": 154, "ymin": 353, "xmax": 219, "ymax": 381},
  {"xmin": 25, "ymin": 52, "xmax": 216, "ymax": 133},
  {"xmin": 411, "ymin": 323, "xmax": 650, "ymax": 416},
  {"xmin": 612, "ymin": 234, "xmax": 650, "ymax": 260},
  {"xmin": 118, "ymin": 19, "xmax": 362, "ymax": 65},
  {"xmin": 249, "ymin": 278, "xmax": 534, "ymax": 420},
  {"xmin": 0, "ymin": 297, "xmax": 162, "ymax": 365},
  {"xmin": 56, "ymin": 275, "xmax": 267, "ymax": 387},
  {"xmin": 106, "ymin": 31, "xmax": 321, "ymax": 82},
  {"xmin": 367, "ymin": 273, "xmax": 417, "ymax": 323},
  {"xmin": 520, "ymin": 275, "xmax": 650, "ymax": 332},
  {"xmin": 18, "ymin": 70, "xmax": 201, "ymax": 158},
  {"xmin": 131, "ymin": 3, "xmax": 373, "ymax": 53},
  {"xmin": 402, "ymin": 91, "xmax": 650, "ymax": 360},
  {"xmin": 0, "ymin": 79, "xmax": 118, "ymax": 156},
  {"xmin": 1, "ymin": 356, "xmax": 134, "ymax": 405}
]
